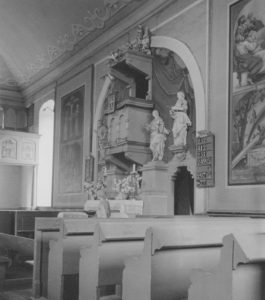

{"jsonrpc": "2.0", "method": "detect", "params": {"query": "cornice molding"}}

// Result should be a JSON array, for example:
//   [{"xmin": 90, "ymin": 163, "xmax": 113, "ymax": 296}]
[
  {"xmin": 25, "ymin": 82, "xmax": 56, "ymax": 108},
  {"xmin": 0, "ymin": 88, "xmax": 24, "ymax": 106},
  {"xmin": 10, "ymin": 0, "xmax": 136, "ymax": 88},
  {"xmin": 23, "ymin": 0, "xmax": 174, "ymax": 101}
]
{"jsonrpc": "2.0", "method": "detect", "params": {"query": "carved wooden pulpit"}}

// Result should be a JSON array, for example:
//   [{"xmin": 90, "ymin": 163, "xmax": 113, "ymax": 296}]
[{"xmin": 97, "ymin": 50, "xmax": 154, "ymax": 197}]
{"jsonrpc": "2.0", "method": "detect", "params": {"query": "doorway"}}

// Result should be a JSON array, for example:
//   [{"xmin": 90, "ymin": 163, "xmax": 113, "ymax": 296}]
[{"xmin": 174, "ymin": 167, "xmax": 194, "ymax": 215}]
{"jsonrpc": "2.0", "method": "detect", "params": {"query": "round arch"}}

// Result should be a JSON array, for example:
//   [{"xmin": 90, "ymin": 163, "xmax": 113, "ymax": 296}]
[
  {"xmin": 151, "ymin": 36, "xmax": 206, "ymax": 213},
  {"xmin": 93, "ymin": 37, "xmax": 206, "ymax": 155},
  {"xmin": 92, "ymin": 36, "xmax": 207, "ymax": 212},
  {"xmin": 151, "ymin": 36, "xmax": 206, "ymax": 131}
]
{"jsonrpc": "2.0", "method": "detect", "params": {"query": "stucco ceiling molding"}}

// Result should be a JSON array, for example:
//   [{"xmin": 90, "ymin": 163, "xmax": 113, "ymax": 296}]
[
  {"xmin": 16, "ymin": 0, "xmax": 134, "ymax": 87},
  {"xmin": 0, "ymin": 78, "xmax": 18, "ymax": 88},
  {"xmin": 23, "ymin": 0, "xmax": 174, "ymax": 100}
]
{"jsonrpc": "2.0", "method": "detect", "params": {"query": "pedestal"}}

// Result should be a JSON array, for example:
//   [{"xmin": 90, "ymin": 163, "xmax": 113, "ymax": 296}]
[{"xmin": 141, "ymin": 160, "xmax": 170, "ymax": 215}]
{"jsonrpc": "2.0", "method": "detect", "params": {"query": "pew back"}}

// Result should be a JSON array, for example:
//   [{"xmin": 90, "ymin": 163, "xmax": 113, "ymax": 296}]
[
  {"xmin": 188, "ymin": 232, "xmax": 265, "ymax": 300},
  {"xmin": 122, "ymin": 218, "xmax": 265, "ymax": 300}
]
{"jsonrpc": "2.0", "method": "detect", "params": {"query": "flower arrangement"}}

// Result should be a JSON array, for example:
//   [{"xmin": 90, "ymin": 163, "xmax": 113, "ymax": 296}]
[
  {"xmin": 84, "ymin": 178, "xmax": 106, "ymax": 200},
  {"xmin": 113, "ymin": 172, "xmax": 142, "ymax": 200}
]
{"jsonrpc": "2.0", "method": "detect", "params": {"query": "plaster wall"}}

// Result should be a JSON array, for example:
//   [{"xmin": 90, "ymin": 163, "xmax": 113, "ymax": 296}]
[
  {"xmin": 0, "ymin": 165, "xmax": 23, "ymax": 208},
  {"xmin": 20, "ymin": 166, "xmax": 34, "ymax": 209}
]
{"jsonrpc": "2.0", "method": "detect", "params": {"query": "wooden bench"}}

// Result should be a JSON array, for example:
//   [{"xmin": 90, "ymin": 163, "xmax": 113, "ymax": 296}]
[
  {"xmin": 33, "ymin": 217, "xmax": 64, "ymax": 298},
  {"xmin": 47, "ymin": 218, "xmax": 134, "ymax": 300},
  {"xmin": 78, "ymin": 216, "xmax": 239, "ymax": 300},
  {"xmin": 34, "ymin": 214, "xmax": 91, "ymax": 299},
  {"xmin": 48, "ymin": 217, "xmax": 174, "ymax": 300},
  {"xmin": 188, "ymin": 232, "xmax": 265, "ymax": 300},
  {"xmin": 122, "ymin": 218, "xmax": 265, "ymax": 300},
  {"xmin": 78, "ymin": 217, "xmax": 183, "ymax": 300},
  {"xmin": 33, "ymin": 212, "xmax": 86, "ymax": 298}
]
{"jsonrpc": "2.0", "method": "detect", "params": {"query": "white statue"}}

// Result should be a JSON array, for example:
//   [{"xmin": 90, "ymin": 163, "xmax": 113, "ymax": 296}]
[
  {"xmin": 172, "ymin": 91, "xmax": 188, "ymax": 112},
  {"xmin": 170, "ymin": 91, "xmax": 191, "ymax": 147},
  {"xmin": 145, "ymin": 110, "xmax": 169, "ymax": 161}
]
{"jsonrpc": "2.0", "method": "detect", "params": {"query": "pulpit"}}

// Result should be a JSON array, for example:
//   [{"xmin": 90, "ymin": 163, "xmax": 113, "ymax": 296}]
[{"xmin": 97, "ymin": 50, "xmax": 154, "ymax": 195}]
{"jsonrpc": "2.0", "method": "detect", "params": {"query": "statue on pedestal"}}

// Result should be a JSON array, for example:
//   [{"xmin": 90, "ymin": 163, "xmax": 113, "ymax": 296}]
[
  {"xmin": 145, "ymin": 110, "xmax": 169, "ymax": 161},
  {"xmin": 170, "ymin": 91, "xmax": 191, "ymax": 148}
]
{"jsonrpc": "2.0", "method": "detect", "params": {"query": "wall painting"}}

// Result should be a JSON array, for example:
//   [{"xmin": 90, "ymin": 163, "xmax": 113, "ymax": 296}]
[
  {"xmin": 59, "ymin": 86, "xmax": 84, "ymax": 193},
  {"xmin": 229, "ymin": 0, "xmax": 265, "ymax": 184}
]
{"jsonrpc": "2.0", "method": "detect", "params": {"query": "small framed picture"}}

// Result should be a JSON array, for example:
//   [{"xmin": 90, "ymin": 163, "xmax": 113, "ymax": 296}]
[{"xmin": 85, "ymin": 155, "xmax": 94, "ymax": 182}]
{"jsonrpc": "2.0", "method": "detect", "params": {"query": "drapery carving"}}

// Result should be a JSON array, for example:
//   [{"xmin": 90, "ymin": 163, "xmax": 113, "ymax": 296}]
[{"xmin": 152, "ymin": 50, "xmax": 196, "ymax": 160}]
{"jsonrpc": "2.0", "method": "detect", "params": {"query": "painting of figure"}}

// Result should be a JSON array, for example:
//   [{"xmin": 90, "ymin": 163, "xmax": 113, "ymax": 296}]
[
  {"xmin": 229, "ymin": 0, "xmax": 265, "ymax": 184},
  {"xmin": 61, "ymin": 86, "xmax": 84, "ymax": 142},
  {"xmin": 59, "ymin": 86, "xmax": 84, "ymax": 193}
]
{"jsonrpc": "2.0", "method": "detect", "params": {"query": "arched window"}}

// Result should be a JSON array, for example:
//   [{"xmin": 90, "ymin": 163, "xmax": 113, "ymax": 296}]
[{"xmin": 37, "ymin": 100, "xmax": 54, "ymax": 207}]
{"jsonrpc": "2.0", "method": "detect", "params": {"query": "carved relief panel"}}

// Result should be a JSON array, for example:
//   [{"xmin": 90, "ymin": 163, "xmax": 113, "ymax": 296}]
[{"xmin": 0, "ymin": 130, "xmax": 39, "ymax": 165}]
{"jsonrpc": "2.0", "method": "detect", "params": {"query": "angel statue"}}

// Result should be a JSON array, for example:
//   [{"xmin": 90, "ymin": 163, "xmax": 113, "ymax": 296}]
[{"xmin": 145, "ymin": 110, "xmax": 169, "ymax": 161}]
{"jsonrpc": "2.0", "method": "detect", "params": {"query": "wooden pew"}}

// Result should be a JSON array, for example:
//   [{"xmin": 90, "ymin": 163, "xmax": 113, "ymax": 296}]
[
  {"xmin": 188, "ymin": 232, "xmax": 265, "ymax": 300},
  {"xmin": 78, "ymin": 217, "xmax": 182, "ymax": 300},
  {"xmin": 33, "ymin": 217, "xmax": 64, "ymax": 298},
  {"xmin": 33, "ymin": 213, "xmax": 86, "ymax": 298},
  {"xmin": 35, "ymin": 215, "xmax": 265, "ymax": 300},
  {"xmin": 47, "ymin": 218, "xmax": 97, "ymax": 300},
  {"xmin": 48, "ymin": 217, "xmax": 174, "ymax": 300},
  {"xmin": 34, "ymin": 216, "xmax": 114, "ymax": 300},
  {"xmin": 122, "ymin": 218, "xmax": 265, "ymax": 300},
  {"xmin": 47, "ymin": 218, "xmax": 126, "ymax": 300},
  {"xmin": 78, "ymin": 216, "xmax": 251, "ymax": 300}
]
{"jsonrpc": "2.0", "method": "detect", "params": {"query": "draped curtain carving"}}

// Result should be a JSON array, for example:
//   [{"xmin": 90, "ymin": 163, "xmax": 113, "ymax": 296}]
[{"xmin": 152, "ymin": 51, "xmax": 196, "ymax": 160}]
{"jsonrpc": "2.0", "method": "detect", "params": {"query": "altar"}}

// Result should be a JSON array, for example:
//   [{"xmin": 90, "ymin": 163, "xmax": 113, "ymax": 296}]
[{"xmin": 84, "ymin": 199, "xmax": 143, "ymax": 218}]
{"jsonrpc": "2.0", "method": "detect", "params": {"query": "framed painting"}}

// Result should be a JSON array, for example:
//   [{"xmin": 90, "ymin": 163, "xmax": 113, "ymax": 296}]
[
  {"xmin": 85, "ymin": 155, "xmax": 94, "ymax": 183},
  {"xmin": 229, "ymin": 0, "xmax": 265, "ymax": 185},
  {"xmin": 59, "ymin": 86, "xmax": 84, "ymax": 193}
]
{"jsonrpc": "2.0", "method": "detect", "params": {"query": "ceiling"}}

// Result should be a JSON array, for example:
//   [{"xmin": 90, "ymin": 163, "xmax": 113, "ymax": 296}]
[{"xmin": 0, "ymin": 0, "xmax": 143, "ymax": 93}]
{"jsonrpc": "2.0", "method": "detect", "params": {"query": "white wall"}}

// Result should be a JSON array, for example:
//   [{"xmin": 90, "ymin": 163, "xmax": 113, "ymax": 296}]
[{"xmin": 0, "ymin": 165, "xmax": 23, "ymax": 208}]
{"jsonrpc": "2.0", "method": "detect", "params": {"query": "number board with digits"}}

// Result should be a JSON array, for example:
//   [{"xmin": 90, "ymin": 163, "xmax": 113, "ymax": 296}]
[{"xmin": 196, "ymin": 132, "xmax": 215, "ymax": 188}]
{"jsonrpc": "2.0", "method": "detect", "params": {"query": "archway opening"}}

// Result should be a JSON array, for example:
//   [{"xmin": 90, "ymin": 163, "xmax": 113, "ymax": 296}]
[
  {"xmin": 36, "ymin": 100, "xmax": 54, "ymax": 207},
  {"xmin": 151, "ymin": 36, "xmax": 206, "ymax": 214},
  {"xmin": 174, "ymin": 167, "xmax": 194, "ymax": 215}
]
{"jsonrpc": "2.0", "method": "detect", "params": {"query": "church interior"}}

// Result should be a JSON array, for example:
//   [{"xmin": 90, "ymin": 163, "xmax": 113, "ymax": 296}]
[{"xmin": 0, "ymin": 0, "xmax": 265, "ymax": 299}]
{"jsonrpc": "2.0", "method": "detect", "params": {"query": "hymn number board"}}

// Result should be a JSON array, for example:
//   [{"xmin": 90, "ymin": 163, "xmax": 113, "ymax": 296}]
[{"xmin": 196, "ymin": 132, "xmax": 215, "ymax": 188}]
